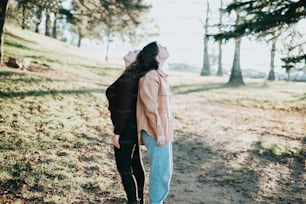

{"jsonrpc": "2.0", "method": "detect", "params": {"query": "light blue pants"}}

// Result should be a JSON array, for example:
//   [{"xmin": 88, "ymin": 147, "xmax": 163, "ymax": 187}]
[{"xmin": 141, "ymin": 131, "xmax": 173, "ymax": 204}]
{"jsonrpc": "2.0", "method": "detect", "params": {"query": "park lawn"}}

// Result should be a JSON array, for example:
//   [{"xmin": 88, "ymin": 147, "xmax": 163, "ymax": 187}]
[{"xmin": 0, "ymin": 24, "xmax": 305, "ymax": 203}]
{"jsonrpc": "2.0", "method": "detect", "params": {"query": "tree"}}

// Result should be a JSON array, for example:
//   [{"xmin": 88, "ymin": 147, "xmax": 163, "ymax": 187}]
[
  {"xmin": 267, "ymin": 33, "xmax": 278, "ymax": 80},
  {"xmin": 217, "ymin": 0, "xmax": 224, "ymax": 76},
  {"xmin": 279, "ymin": 27, "xmax": 305, "ymax": 80},
  {"xmin": 225, "ymin": 0, "xmax": 245, "ymax": 85},
  {"xmin": 201, "ymin": 0, "xmax": 211, "ymax": 76},
  {"xmin": 0, "ymin": 0, "xmax": 9, "ymax": 65},
  {"xmin": 68, "ymin": 0, "xmax": 151, "ymax": 56},
  {"xmin": 214, "ymin": 0, "xmax": 306, "ymax": 69}
]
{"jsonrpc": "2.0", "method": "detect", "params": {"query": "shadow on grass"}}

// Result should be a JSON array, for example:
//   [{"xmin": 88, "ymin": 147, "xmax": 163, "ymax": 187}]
[
  {"xmin": 4, "ymin": 41, "xmax": 35, "ymax": 51},
  {"xmin": 4, "ymin": 32, "xmax": 36, "ymax": 44},
  {"xmin": 0, "ymin": 71, "xmax": 52, "ymax": 83},
  {"xmin": 25, "ymin": 55, "xmax": 60, "ymax": 64},
  {"xmin": 171, "ymin": 128, "xmax": 305, "ymax": 203},
  {"xmin": 0, "ymin": 88, "xmax": 105, "ymax": 99},
  {"xmin": 299, "ymin": 92, "xmax": 306, "ymax": 101},
  {"xmin": 250, "ymin": 141, "xmax": 305, "ymax": 203}
]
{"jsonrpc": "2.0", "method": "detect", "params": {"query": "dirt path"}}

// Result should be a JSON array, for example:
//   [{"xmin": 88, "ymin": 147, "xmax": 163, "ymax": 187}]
[{"xmin": 163, "ymin": 94, "xmax": 305, "ymax": 204}]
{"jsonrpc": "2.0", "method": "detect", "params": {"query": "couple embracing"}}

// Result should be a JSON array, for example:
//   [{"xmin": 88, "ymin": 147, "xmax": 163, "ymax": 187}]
[{"xmin": 106, "ymin": 41, "xmax": 174, "ymax": 204}]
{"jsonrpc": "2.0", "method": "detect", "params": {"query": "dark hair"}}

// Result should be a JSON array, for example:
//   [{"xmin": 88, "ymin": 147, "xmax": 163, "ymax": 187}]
[{"xmin": 134, "ymin": 41, "xmax": 159, "ymax": 78}]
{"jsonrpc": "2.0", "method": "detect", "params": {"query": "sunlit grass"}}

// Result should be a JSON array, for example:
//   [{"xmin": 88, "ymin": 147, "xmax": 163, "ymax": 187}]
[{"xmin": 170, "ymin": 74, "xmax": 306, "ymax": 113}]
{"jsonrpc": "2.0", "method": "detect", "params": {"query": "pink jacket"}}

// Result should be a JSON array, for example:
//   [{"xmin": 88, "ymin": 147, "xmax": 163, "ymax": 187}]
[{"xmin": 136, "ymin": 69, "xmax": 174, "ymax": 144}]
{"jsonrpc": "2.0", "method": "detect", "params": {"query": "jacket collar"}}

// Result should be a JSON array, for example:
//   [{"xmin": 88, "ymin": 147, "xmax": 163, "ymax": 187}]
[{"xmin": 157, "ymin": 69, "xmax": 168, "ymax": 78}]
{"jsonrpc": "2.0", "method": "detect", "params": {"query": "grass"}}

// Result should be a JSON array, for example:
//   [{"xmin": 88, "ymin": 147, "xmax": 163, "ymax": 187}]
[
  {"xmin": 170, "ymin": 75, "xmax": 306, "ymax": 113},
  {"xmin": 1, "ymin": 25, "xmax": 125, "ymax": 203}
]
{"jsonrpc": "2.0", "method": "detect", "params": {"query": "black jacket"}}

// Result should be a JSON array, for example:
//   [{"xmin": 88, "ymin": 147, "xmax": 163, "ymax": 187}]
[{"xmin": 105, "ymin": 68, "xmax": 138, "ymax": 135}]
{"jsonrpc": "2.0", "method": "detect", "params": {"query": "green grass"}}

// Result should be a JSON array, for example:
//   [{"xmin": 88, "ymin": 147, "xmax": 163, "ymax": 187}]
[
  {"xmin": 1, "ymin": 25, "xmax": 125, "ymax": 203},
  {"xmin": 171, "ymin": 76, "xmax": 306, "ymax": 113}
]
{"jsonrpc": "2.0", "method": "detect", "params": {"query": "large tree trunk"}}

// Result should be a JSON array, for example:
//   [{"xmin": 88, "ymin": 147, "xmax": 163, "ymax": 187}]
[
  {"xmin": 217, "ymin": 0, "xmax": 223, "ymax": 76},
  {"xmin": 45, "ymin": 13, "xmax": 51, "ymax": 36},
  {"xmin": 201, "ymin": 0, "xmax": 211, "ymax": 76},
  {"xmin": 52, "ymin": 12, "xmax": 57, "ymax": 39},
  {"xmin": 0, "ymin": 0, "xmax": 9, "ymax": 65},
  {"xmin": 228, "ymin": 38, "xmax": 244, "ymax": 85},
  {"xmin": 228, "ymin": 0, "xmax": 244, "ymax": 86},
  {"xmin": 268, "ymin": 37, "xmax": 277, "ymax": 80}
]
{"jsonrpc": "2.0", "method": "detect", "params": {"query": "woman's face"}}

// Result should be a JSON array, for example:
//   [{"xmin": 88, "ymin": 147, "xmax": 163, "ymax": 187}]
[
  {"xmin": 157, "ymin": 44, "xmax": 169, "ymax": 61},
  {"xmin": 124, "ymin": 50, "xmax": 139, "ymax": 65}
]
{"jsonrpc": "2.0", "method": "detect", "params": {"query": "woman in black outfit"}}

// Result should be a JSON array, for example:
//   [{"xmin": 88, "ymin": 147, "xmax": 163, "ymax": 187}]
[{"xmin": 105, "ymin": 50, "xmax": 145, "ymax": 204}]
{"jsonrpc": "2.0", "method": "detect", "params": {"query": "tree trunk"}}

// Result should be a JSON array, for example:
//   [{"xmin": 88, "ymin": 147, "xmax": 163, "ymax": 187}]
[
  {"xmin": 105, "ymin": 41, "xmax": 110, "ymax": 61},
  {"xmin": 217, "ymin": 0, "xmax": 223, "ymax": 76},
  {"xmin": 228, "ymin": 37, "xmax": 244, "ymax": 85},
  {"xmin": 0, "ymin": 0, "xmax": 9, "ymax": 65},
  {"xmin": 217, "ymin": 39, "xmax": 223, "ymax": 76},
  {"xmin": 35, "ymin": 9, "xmax": 42, "ymax": 33},
  {"xmin": 45, "ymin": 12, "xmax": 51, "ymax": 36},
  {"xmin": 52, "ymin": 12, "xmax": 57, "ymax": 39},
  {"xmin": 268, "ymin": 37, "xmax": 277, "ymax": 80},
  {"xmin": 21, "ymin": 1, "xmax": 26, "ymax": 29},
  {"xmin": 201, "ymin": 0, "xmax": 211, "ymax": 76},
  {"xmin": 228, "ymin": 0, "xmax": 244, "ymax": 86},
  {"xmin": 287, "ymin": 71, "xmax": 291, "ymax": 81},
  {"xmin": 77, "ymin": 34, "xmax": 82, "ymax": 47}
]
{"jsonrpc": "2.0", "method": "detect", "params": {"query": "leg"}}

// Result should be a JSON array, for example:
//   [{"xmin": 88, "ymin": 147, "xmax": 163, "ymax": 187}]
[
  {"xmin": 141, "ymin": 131, "xmax": 173, "ymax": 204},
  {"xmin": 132, "ymin": 145, "xmax": 145, "ymax": 203},
  {"xmin": 114, "ymin": 142, "xmax": 138, "ymax": 202}
]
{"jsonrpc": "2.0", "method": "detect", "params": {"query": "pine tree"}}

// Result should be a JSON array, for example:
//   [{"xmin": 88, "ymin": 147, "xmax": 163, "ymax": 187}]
[{"xmin": 214, "ymin": 0, "xmax": 306, "ymax": 67}]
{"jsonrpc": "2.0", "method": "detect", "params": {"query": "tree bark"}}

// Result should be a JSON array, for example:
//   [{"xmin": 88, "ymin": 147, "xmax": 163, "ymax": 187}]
[
  {"xmin": 228, "ymin": 37, "xmax": 244, "ymax": 85},
  {"xmin": 228, "ymin": 0, "xmax": 244, "ymax": 86},
  {"xmin": 21, "ymin": 1, "xmax": 26, "ymax": 29},
  {"xmin": 45, "ymin": 12, "xmax": 51, "ymax": 36},
  {"xmin": 105, "ymin": 37, "xmax": 111, "ymax": 61},
  {"xmin": 52, "ymin": 12, "xmax": 58, "ymax": 39},
  {"xmin": 201, "ymin": 0, "xmax": 211, "ymax": 76},
  {"xmin": 35, "ymin": 8, "xmax": 43, "ymax": 33},
  {"xmin": 217, "ymin": 39, "xmax": 223, "ymax": 76},
  {"xmin": 268, "ymin": 36, "xmax": 277, "ymax": 80},
  {"xmin": 77, "ymin": 34, "xmax": 82, "ymax": 47},
  {"xmin": 217, "ymin": 0, "xmax": 223, "ymax": 76},
  {"xmin": 0, "ymin": 0, "xmax": 9, "ymax": 65}
]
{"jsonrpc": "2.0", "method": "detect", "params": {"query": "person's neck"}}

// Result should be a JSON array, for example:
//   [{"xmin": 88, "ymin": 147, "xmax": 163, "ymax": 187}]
[{"xmin": 158, "ymin": 61, "xmax": 165, "ymax": 70}]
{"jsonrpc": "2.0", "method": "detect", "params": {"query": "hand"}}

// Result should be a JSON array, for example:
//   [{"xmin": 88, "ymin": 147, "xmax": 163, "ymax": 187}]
[
  {"xmin": 157, "ymin": 136, "xmax": 165, "ymax": 147},
  {"xmin": 113, "ymin": 134, "xmax": 120, "ymax": 149}
]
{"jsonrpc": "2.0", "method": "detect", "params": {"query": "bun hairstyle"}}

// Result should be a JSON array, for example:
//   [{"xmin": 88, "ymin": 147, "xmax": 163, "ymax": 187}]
[{"xmin": 135, "ymin": 41, "xmax": 159, "ymax": 78}]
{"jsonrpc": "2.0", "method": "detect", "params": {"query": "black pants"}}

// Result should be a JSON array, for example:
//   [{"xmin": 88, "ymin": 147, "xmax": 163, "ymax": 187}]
[{"xmin": 114, "ymin": 125, "xmax": 145, "ymax": 203}]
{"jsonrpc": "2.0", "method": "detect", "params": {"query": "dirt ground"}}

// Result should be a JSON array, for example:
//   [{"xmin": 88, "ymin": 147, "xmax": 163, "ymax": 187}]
[{"xmin": 162, "ymin": 93, "xmax": 305, "ymax": 204}]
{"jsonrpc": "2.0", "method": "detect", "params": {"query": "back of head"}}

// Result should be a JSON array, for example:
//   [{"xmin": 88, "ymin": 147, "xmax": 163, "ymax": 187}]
[{"xmin": 135, "ymin": 41, "xmax": 159, "ymax": 78}]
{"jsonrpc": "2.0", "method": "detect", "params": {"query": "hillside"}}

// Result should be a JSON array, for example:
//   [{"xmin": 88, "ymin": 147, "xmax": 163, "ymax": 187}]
[{"xmin": 0, "ymin": 24, "xmax": 305, "ymax": 204}]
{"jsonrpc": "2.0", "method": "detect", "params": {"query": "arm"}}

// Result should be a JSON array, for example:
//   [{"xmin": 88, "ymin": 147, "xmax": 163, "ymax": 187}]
[{"xmin": 139, "ymin": 72, "xmax": 165, "ymax": 143}]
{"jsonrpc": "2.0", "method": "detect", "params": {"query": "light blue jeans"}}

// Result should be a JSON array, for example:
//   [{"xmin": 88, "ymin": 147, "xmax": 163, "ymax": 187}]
[{"xmin": 141, "ymin": 131, "xmax": 173, "ymax": 204}]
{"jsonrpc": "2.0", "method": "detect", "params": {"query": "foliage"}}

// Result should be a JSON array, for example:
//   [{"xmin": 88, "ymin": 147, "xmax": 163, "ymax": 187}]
[{"xmin": 213, "ymin": 0, "xmax": 306, "ymax": 77}]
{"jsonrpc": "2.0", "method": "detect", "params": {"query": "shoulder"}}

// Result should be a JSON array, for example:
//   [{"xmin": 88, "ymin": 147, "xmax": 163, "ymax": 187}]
[{"xmin": 142, "ymin": 70, "xmax": 159, "ymax": 81}]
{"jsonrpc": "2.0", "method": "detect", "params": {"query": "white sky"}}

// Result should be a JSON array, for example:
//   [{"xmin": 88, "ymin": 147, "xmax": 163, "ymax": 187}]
[{"xmin": 82, "ymin": 0, "xmax": 306, "ymax": 73}]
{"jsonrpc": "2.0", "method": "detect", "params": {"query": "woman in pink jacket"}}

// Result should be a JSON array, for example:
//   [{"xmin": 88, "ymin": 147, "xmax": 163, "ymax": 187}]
[{"xmin": 136, "ymin": 41, "xmax": 174, "ymax": 204}]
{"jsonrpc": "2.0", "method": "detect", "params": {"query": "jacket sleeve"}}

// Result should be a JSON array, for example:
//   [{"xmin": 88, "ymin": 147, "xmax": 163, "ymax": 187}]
[
  {"xmin": 107, "ymin": 73, "xmax": 135, "ymax": 135},
  {"xmin": 139, "ymin": 72, "xmax": 164, "ymax": 138}
]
